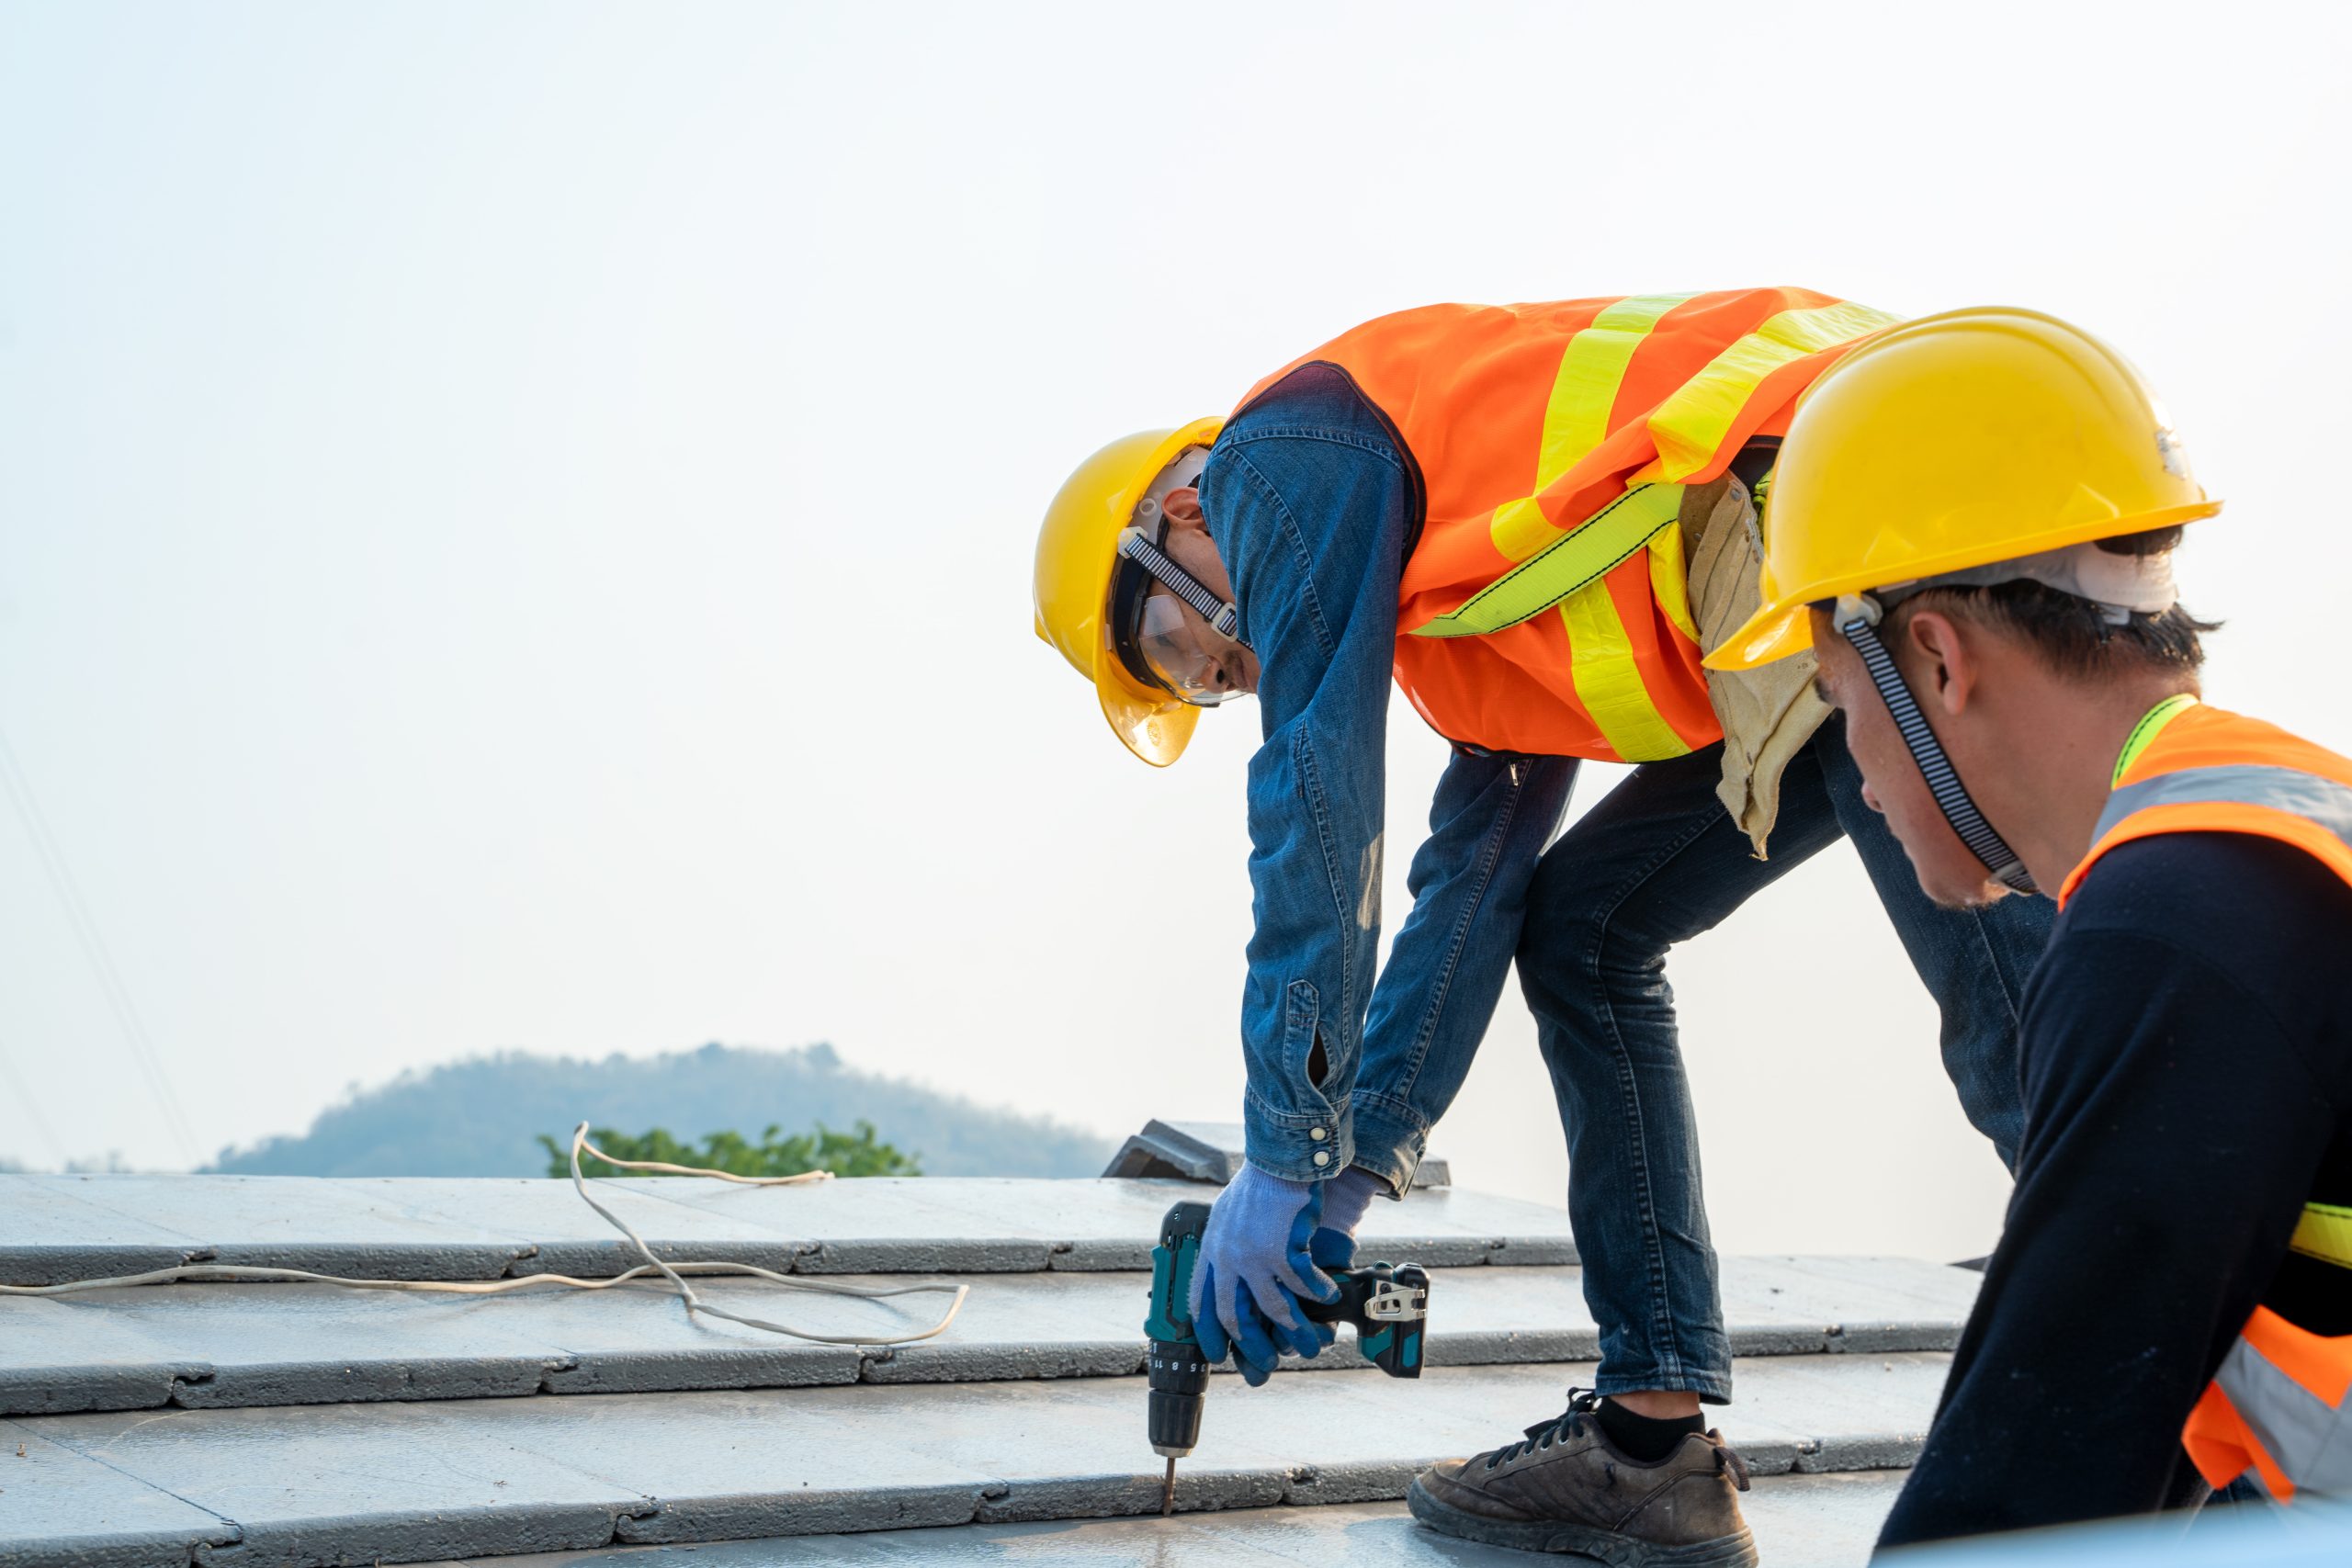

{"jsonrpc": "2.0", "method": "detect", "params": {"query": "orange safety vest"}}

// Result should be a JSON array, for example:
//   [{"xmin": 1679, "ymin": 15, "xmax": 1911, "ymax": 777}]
[
  {"xmin": 1235, "ymin": 288, "xmax": 1899, "ymax": 761},
  {"xmin": 2059, "ymin": 697, "xmax": 2352, "ymax": 1503}
]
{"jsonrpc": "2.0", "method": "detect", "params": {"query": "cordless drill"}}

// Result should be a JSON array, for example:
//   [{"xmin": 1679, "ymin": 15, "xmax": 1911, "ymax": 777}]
[{"xmin": 1144, "ymin": 1198, "xmax": 1430, "ymax": 1514}]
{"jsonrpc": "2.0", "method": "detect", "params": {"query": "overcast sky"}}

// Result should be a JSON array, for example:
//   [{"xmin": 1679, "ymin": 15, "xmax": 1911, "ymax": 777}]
[{"xmin": 2, "ymin": 2, "xmax": 2345, "ymax": 1258}]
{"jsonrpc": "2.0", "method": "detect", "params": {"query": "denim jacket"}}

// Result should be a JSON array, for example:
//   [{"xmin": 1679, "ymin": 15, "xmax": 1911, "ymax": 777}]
[{"xmin": 1199, "ymin": 366, "xmax": 1573, "ymax": 1191}]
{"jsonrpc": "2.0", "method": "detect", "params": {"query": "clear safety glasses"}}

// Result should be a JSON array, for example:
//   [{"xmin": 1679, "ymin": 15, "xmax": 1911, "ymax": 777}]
[
  {"xmin": 1134, "ymin": 592, "xmax": 1251, "ymax": 705},
  {"xmin": 1116, "ymin": 525, "xmax": 1255, "ymax": 707}
]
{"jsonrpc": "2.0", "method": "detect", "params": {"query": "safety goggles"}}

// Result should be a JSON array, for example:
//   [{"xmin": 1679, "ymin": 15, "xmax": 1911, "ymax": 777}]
[{"xmin": 1115, "ymin": 525, "xmax": 1254, "ymax": 706}]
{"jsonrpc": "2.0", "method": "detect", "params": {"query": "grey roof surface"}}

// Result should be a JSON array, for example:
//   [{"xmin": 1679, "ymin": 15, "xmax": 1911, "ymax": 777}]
[{"xmin": 0, "ymin": 1171, "xmax": 1973, "ymax": 1566}]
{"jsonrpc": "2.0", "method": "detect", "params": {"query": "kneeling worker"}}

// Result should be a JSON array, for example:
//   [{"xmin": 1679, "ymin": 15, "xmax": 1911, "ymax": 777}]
[
  {"xmin": 1710, "ymin": 307, "xmax": 2352, "ymax": 1544},
  {"xmin": 1036, "ymin": 288, "xmax": 2054, "ymax": 1563}
]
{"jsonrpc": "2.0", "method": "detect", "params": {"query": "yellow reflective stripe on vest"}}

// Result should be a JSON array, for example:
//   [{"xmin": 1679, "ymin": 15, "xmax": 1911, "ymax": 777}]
[
  {"xmin": 1415, "ymin": 484, "xmax": 1685, "ymax": 638},
  {"xmin": 2213, "ymin": 1332, "xmax": 2352, "ymax": 1495},
  {"xmin": 1562, "ymin": 575, "xmax": 1692, "ymax": 761},
  {"xmin": 1648, "ymin": 300, "xmax": 1901, "ymax": 481},
  {"xmin": 2291, "ymin": 1203, "xmax": 2352, "ymax": 1271},
  {"xmin": 1436, "ymin": 291, "xmax": 1767, "ymax": 761},
  {"xmin": 2113, "ymin": 694, "xmax": 2201, "ymax": 785},
  {"xmin": 1490, "ymin": 293, "xmax": 1698, "ymax": 562},
  {"xmin": 1647, "ymin": 525, "xmax": 1698, "ymax": 645}
]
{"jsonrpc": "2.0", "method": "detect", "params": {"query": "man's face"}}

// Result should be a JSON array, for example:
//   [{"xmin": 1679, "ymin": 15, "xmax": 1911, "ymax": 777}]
[
  {"xmin": 1142, "ymin": 581, "xmax": 1260, "ymax": 699},
  {"xmin": 1154, "ymin": 488, "xmax": 1261, "ymax": 698},
  {"xmin": 1808, "ymin": 608, "xmax": 2008, "ymax": 910}
]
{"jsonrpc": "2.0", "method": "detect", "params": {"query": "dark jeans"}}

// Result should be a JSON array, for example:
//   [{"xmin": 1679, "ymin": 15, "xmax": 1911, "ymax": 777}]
[{"xmin": 1518, "ymin": 719, "xmax": 2050, "ymax": 1402}]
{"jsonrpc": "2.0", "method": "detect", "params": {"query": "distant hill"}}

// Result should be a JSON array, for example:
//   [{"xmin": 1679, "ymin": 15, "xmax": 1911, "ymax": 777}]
[{"xmin": 204, "ymin": 1043, "xmax": 1116, "ymax": 1179}]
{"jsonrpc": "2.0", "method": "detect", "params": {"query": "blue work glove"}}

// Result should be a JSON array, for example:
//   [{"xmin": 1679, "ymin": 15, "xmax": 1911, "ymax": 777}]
[
  {"xmin": 1308, "ymin": 1224, "xmax": 1356, "ymax": 1274},
  {"xmin": 1188, "ymin": 1165, "xmax": 1339, "ymax": 1386}
]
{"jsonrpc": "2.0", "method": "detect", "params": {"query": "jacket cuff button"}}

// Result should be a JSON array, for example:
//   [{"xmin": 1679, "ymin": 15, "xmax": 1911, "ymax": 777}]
[{"xmin": 1311, "ymin": 1150, "xmax": 1331, "ymax": 1168}]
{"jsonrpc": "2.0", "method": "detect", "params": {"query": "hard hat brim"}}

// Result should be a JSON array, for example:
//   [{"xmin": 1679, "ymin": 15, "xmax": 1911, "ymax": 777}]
[
  {"xmin": 1702, "ymin": 497, "xmax": 2223, "ymax": 674},
  {"xmin": 1094, "ymin": 656, "xmax": 1200, "ymax": 767},
  {"xmin": 1704, "ymin": 604, "xmax": 1814, "ymax": 672}
]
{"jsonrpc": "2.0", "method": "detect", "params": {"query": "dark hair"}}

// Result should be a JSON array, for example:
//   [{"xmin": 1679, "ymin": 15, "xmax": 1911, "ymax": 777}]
[{"xmin": 1885, "ymin": 526, "xmax": 2217, "ymax": 679}]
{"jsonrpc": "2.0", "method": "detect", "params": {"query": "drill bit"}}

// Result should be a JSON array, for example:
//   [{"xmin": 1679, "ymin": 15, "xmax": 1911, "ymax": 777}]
[{"xmin": 1161, "ymin": 1457, "xmax": 1176, "ymax": 1516}]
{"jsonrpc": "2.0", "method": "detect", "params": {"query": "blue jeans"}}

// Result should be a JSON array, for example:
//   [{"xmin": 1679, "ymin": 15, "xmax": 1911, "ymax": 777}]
[
  {"xmin": 1202, "ymin": 367, "xmax": 2050, "ymax": 1401},
  {"xmin": 1519, "ymin": 725, "xmax": 2047, "ymax": 1403}
]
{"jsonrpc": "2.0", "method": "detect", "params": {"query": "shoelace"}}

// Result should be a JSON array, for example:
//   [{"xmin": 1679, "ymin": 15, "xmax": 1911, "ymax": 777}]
[
  {"xmin": 1480, "ymin": 1388, "xmax": 1753, "ymax": 1492},
  {"xmin": 1485, "ymin": 1387, "xmax": 1604, "ymax": 1469}
]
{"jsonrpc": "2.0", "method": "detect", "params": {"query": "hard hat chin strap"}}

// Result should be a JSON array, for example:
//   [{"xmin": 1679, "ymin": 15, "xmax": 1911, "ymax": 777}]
[
  {"xmin": 1117, "ymin": 528, "xmax": 1248, "ymax": 647},
  {"xmin": 1836, "ymin": 596, "xmax": 2038, "ymax": 896}
]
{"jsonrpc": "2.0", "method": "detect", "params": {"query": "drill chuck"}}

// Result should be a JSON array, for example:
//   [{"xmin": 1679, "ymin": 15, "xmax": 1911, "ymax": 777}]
[{"xmin": 1147, "ymin": 1338, "xmax": 1208, "ymax": 1457}]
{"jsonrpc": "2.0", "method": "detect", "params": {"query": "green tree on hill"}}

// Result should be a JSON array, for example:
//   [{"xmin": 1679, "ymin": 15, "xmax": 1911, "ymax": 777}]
[{"xmin": 537, "ymin": 1120, "xmax": 920, "ymax": 1179}]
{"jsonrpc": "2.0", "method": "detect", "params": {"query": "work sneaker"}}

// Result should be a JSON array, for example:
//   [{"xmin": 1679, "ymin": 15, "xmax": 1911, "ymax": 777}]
[{"xmin": 1408, "ymin": 1390, "xmax": 1756, "ymax": 1565}]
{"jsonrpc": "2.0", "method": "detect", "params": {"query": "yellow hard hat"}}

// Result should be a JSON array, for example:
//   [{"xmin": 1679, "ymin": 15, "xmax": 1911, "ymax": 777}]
[
  {"xmin": 1705, "ymin": 307, "xmax": 2222, "ymax": 672},
  {"xmin": 1034, "ymin": 419, "xmax": 1224, "ymax": 766}
]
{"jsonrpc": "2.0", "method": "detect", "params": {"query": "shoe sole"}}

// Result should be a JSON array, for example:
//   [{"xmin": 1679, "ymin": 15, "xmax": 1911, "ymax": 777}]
[{"xmin": 1407, "ymin": 1475, "xmax": 1760, "ymax": 1566}]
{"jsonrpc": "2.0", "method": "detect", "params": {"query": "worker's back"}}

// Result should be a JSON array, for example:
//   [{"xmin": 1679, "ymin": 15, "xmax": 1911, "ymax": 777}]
[
  {"xmin": 1883, "ymin": 700, "xmax": 2352, "ymax": 1540},
  {"xmin": 2066, "ymin": 702, "xmax": 2352, "ymax": 1503},
  {"xmin": 1237, "ymin": 288, "xmax": 1896, "ymax": 760}
]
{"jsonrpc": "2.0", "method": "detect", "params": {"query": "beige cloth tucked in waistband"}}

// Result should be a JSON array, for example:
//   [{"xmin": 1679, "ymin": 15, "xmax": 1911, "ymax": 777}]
[{"xmin": 1682, "ymin": 474, "xmax": 1829, "ymax": 857}]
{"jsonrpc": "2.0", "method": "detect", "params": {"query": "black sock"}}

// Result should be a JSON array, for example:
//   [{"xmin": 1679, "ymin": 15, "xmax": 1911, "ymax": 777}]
[{"xmin": 1594, "ymin": 1398, "xmax": 1706, "ymax": 1462}]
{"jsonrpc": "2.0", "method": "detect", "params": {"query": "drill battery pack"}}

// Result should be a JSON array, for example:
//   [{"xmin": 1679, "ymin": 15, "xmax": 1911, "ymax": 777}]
[{"xmin": 1302, "ymin": 1258, "xmax": 1430, "ymax": 1376}]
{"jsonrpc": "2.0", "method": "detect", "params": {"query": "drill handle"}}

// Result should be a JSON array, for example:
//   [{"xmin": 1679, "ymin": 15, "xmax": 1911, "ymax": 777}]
[
  {"xmin": 1301, "ymin": 1260, "xmax": 1429, "ymax": 1378},
  {"xmin": 1146, "ymin": 1201, "xmax": 1213, "ymax": 1343}
]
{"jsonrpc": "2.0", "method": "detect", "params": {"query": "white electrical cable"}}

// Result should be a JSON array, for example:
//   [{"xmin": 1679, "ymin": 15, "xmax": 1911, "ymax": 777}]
[{"xmin": 0, "ymin": 1122, "xmax": 969, "ymax": 1348}]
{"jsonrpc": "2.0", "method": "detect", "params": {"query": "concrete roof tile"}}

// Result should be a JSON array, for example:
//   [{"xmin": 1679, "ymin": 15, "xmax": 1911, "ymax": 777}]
[
  {"xmin": 0, "ymin": 1425, "xmax": 239, "ymax": 1568},
  {"xmin": 15, "ymin": 1399, "xmax": 654, "ymax": 1565},
  {"xmin": 0, "ymin": 1295, "xmax": 199, "ymax": 1416},
  {"xmin": 0, "ymin": 1179, "xmax": 205, "ymax": 1289}
]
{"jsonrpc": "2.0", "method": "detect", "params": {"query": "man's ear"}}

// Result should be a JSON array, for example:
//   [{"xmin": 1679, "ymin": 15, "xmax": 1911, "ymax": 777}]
[
  {"xmin": 1163, "ymin": 486, "xmax": 1206, "ymax": 531},
  {"xmin": 1901, "ymin": 609, "xmax": 1980, "ymax": 716}
]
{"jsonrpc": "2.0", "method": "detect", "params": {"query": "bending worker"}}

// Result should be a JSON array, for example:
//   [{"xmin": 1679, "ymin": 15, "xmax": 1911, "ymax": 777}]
[
  {"xmin": 1708, "ymin": 307, "xmax": 2352, "ymax": 1544},
  {"xmin": 1035, "ymin": 288, "xmax": 2053, "ymax": 1562}
]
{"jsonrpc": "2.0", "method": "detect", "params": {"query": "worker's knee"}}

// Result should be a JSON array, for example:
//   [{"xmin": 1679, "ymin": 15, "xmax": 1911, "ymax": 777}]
[
  {"xmin": 1519, "ymin": 877, "xmax": 1671, "ymax": 1032},
  {"xmin": 1524, "ymin": 847, "xmax": 1674, "ymax": 966}
]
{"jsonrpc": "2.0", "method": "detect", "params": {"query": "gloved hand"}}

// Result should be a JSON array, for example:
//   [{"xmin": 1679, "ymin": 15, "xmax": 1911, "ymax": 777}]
[
  {"xmin": 1308, "ymin": 1224, "xmax": 1355, "ymax": 1274},
  {"xmin": 1189, "ymin": 1165, "xmax": 1339, "ymax": 1386}
]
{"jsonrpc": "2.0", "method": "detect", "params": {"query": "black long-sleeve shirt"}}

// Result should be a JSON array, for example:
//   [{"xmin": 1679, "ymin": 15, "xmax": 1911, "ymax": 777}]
[{"xmin": 1877, "ymin": 831, "xmax": 2352, "ymax": 1549}]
